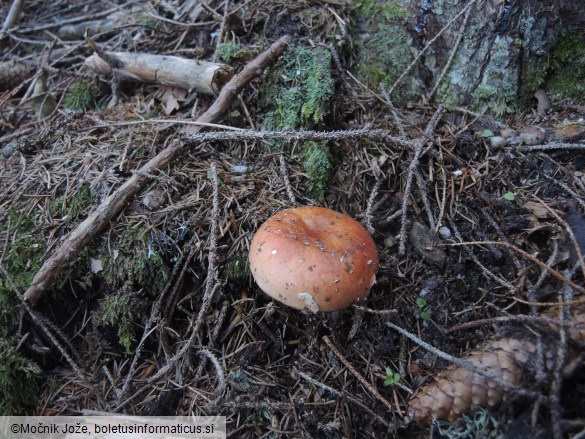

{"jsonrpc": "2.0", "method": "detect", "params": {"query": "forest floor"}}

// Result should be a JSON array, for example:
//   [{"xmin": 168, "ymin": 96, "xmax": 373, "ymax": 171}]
[{"xmin": 1, "ymin": 1, "xmax": 584, "ymax": 438}]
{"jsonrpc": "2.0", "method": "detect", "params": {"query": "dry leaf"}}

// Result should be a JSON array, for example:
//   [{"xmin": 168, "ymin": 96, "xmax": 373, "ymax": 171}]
[
  {"xmin": 159, "ymin": 86, "xmax": 188, "ymax": 115},
  {"xmin": 523, "ymin": 201, "xmax": 554, "ymax": 219}
]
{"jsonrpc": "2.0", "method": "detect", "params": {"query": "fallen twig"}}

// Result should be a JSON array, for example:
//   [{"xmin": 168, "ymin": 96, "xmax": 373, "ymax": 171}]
[
  {"xmin": 322, "ymin": 335, "xmax": 397, "ymax": 414},
  {"xmin": 23, "ymin": 35, "xmax": 292, "ymax": 305}
]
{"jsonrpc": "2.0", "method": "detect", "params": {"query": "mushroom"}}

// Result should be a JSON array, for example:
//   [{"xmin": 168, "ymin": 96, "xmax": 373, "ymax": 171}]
[{"xmin": 248, "ymin": 206, "xmax": 379, "ymax": 312}]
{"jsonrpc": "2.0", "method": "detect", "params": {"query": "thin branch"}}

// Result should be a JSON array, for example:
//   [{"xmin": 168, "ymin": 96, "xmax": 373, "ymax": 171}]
[
  {"xmin": 517, "ymin": 143, "xmax": 585, "ymax": 151},
  {"xmin": 322, "ymin": 335, "xmax": 398, "ymax": 414},
  {"xmin": 446, "ymin": 241, "xmax": 585, "ymax": 295},
  {"xmin": 294, "ymin": 369, "xmax": 390, "ymax": 427}
]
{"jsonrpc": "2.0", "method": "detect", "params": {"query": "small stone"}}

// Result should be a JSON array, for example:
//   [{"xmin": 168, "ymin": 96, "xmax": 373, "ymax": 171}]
[
  {"xmin": 2, "ymin": 141, "xmax": 17, "ymax": 158},
  {"xmin": 489, "ymin": 136, "xmax": 507, "ymax": 149},
  {"xmin": 438, "ymin": 226, "xmax": 452, "ymax": 240}
]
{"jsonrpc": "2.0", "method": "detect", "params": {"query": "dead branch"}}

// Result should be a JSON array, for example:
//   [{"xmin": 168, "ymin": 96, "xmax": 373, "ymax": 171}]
[
  {"xmin": 23, "ymin": 35, "xmax": 291, "ymax": 306},
  {"xmin": 0, "ymin": 0, "xmax": 25, "ymax": 47},
  {"xmin": 447, "ymin": 240, "xmax": 585, "ymax": 295},
  {"xmin": 322, "ymin": 335, "xmax": 396, "ymax": 414},
  {"xmin": 86, "ymin": 51, "xmax": 233, "ymax": 95}
]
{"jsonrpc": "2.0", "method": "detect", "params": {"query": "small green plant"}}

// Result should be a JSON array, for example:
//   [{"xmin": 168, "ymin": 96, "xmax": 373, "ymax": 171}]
[
  {"xmin": 416, "ymin": 297, "xmax": 431, "ymax": 321},
  {"xmin": 64, "ymin": 82, "xmax": 93, "ymax": 110},
  {"xmin": 481, "ymin": 129, "xmax": 494, "ymax": 138},
  {"xmin": 503, "ymin": 191, "xmax": 516, "ymax": 201},
  {"xmin": 384, "ymin": 367, "xmax": 401, "ymax": 386},
  {"xmin": 0, "ymin": 338, "xmax": 43, "ymax": 415}
]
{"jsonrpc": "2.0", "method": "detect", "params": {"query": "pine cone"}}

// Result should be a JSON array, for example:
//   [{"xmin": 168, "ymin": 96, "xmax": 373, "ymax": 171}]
[
  {"xmin": 408, "ymin": 338, "xmax": 535, "ymax": 423},
  {"xmin": 0, "ymin": 60, "xmax": 34, "ymax": 91}
]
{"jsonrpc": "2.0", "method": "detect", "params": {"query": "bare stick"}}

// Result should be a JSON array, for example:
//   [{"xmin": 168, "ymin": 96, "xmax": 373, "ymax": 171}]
[
  {"xmin": 294, "ymin": 369, "xmax": 390, "ymax": 427},
  {"xmin": 517, "ymin": 142, "xmax": 585, "ymax": 151},
  {"xmin": 322, "ymin": 335, "xmax": 397, "ymax": 414},
  {"xmin": 0, "ymin": 0, "xmax": 25, "ymax": 42},
  {"xmin": 24, "ymin": 35, "xmax": 291, "ymax": 305}
]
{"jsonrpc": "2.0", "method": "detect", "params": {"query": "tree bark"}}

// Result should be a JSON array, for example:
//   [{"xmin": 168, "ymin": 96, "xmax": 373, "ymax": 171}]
[{"xmin": 354, "ymin": 0, "xmax": 585, "ymax": 115}]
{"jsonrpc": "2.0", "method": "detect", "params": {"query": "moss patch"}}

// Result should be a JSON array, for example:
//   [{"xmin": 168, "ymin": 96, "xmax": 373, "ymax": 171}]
[
  {"xmin": 546, "ymin": 30, "xmax": 585, "ymax": 100},
  {"xmin": 302, "ymin": 142, "xmax": 333, "ymax": 200},
  {"xmin": 261, "ymin": 47, "xmax": 335, "ymax": 200},
  {"xmin": 0, "ymin": 338, "xmax": 43, "ymax": 415},
  {"xmin": 351, "ymin": 0, "xmax": 413, "ymax": 21},
  {"xmin": 350, "ymin": 0, "xmax": 421, "ymax": 106},
  {"xmin": 92, "ymin": 290, "xmax": 143, "ymax": 354},
  {"xmin": 100, "ymin": 228, "xmax": 168, "ymax": 294},
  {"xmin": 215, "ymin": 35, "xmax": 242, "ymax": 63},
  {"xmin": 50, "ymin": 182, "xmax": 92, "ymax": 223},
  {"xmin": 263, "ymin": 47, "xmax": 333, "ymax": 130},
  {"xmin": 227, "ymin": 255, "xmax": 251, "ymax": 281},
  {"xmin": 2, "ymin": 207, "xmax": 47, "ymax": 294},
  {"xmin": 521, "ymin": 30, "xmax": 585, "ymax": 104}
]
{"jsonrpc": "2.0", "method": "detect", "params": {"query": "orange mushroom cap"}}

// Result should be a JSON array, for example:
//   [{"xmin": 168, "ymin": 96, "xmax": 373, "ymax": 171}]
[{"xmin": 249, "ymin": 206, "xmax": 379, "ymax": 312}]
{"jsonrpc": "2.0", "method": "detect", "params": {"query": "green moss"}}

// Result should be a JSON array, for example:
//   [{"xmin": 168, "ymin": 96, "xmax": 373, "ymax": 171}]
[
  {"xmin": 260, "ymin": 47, "xmax": 335, "ymax": 196},
  {"xmin": 351, "ymin": 0, "xmax": 413, "ymax": 21},
  {"xmin": 101, "ymin": 228, "xmax": 168, "ymax": 294},
  {"xmin": 521, "ymin": 30, "xmax": 585, "ymax": 104},
  {"xmin": 2, "ymin": 207, "xmax": 46, "ymax": 293},
  {"xmin": 471, "ymin": 84, "xmax": 515, "ymax": 118},
  {"xmin": 63, "ymin": 82, "xmax": 94, "ymax": 110},
  {"xmin": 546, "ymin": 30, "xmax": 585, "ymax": 99},
  {"xmin": 215, "ymin": 34, "xmax": 241, "ymax": 63},
  {"xmin": 227, "ymin": 255, "xmax": 250, "ymax": 281},
  {"xmin": 353, "ymin": 23, "xmax": 417, "ymax": 102},
  {"xmin": 302, "ymin": 142, "xmax": 333, "ymax": 201},
  {"xmin": 0, "ymin": 338, "xmax": 43, "ymax": 415},
  {"xmin": 50, "ymin": 182, "xmax": 92, "ymax": 223},
  {"xmin": 93, "ymin": 290, "xmax": 141, "ymax": 353},
  {"xmin": 263, "ymin": 47, "xmax": 333, "ymax": 130}
]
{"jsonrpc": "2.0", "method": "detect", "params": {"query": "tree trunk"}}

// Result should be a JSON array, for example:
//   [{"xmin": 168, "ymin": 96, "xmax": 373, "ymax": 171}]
[{"xmin": 351, "ymin": 0, "xmax": 585, "ymax": 117}]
